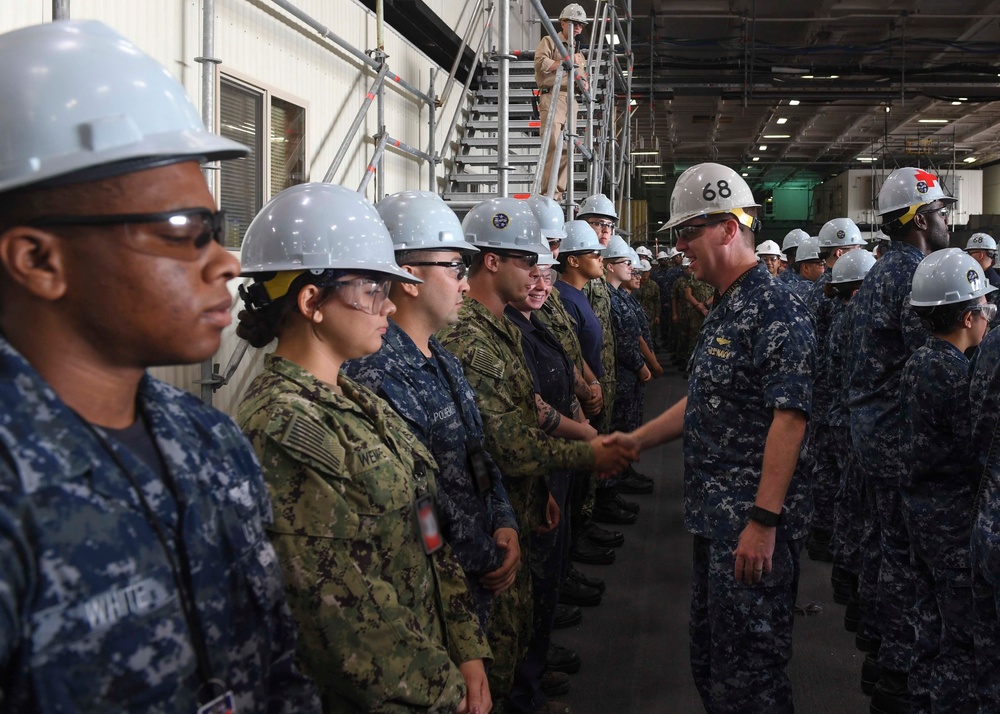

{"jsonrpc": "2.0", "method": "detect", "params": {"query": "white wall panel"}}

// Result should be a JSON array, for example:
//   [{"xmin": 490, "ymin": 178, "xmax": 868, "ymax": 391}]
[{"xmin": 2, "ymin": 0, "xmax": 517, "ymax": 414}]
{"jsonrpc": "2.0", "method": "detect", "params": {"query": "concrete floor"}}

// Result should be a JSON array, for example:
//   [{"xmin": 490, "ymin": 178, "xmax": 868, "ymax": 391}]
[{"xmin": 556, "ymin": 364, "xmax": 871, "ymax": 714}]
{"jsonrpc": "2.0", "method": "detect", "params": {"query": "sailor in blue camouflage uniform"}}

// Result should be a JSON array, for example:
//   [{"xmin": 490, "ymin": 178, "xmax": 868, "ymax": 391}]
[
  {"xmin": 791, "ymin": 235, "xmax": 826, "ymax": 299},
  {"xmin": 343, "ymin": 191, "xmax": 520, "ymax": 632},
  {"xmin": 0, "ymin": 21, "xmax": 319, "ymax": 713},
  {"xmin": 821, "ymin": 250, "xmax": 876, "ymax": 642},
  {"xmin": 604, "ymin": 238, "xmax": 651, "ymax": 438},
  {"xmin": 804, "ymin": 218, "xmax": 867, "ymax": 562},
  {"xmin": 900, "ymin": 250, "xmax": 996, "ymax": 714},
  {"xmin": 971, "ymin": 322, "xmax": 1000, "ymax": 711},
  {"xmin": 629, "ymin": 164, "xmax": 814, "ymax": 714},
  {"xmin": 779, "ymin": 228, "xmax": 809, "ymax": 286},
  {"xmin": 848, "ymin": 167, "xmax": 955, "ymax": 714}
]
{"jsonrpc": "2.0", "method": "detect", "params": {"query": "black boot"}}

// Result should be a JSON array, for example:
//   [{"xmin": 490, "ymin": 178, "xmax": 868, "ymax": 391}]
[{"xmin": 870, "ymin": 669, "xmax": 910, "ymax": 714}]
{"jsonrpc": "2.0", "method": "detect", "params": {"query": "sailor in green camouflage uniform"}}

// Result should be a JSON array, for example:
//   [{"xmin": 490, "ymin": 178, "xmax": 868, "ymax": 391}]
[
  {"xmin": 437, "ymin": 198, "xmax": 638, "ymax": 710},
  {"xmin": 236, "ymin": 183, "xmax": 491, "ymax": 713}
]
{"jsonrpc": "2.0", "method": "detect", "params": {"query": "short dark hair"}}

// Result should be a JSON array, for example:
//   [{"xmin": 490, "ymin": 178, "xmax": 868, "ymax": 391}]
[{"xmin": 913, "ymin": 297, "xmax": 978, "ymax": 334}]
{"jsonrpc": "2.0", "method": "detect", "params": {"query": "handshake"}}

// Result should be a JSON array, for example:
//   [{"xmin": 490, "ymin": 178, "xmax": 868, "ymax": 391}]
[{"xmin": 589, "ymin": 432, "xmax": 641, "ymax": 476}]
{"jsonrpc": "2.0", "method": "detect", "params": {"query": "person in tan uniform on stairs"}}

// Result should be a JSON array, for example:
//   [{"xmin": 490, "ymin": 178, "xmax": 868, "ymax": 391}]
[{"xmin": 534, "ymin": 3, "xmax": 590, "ymax": 202}]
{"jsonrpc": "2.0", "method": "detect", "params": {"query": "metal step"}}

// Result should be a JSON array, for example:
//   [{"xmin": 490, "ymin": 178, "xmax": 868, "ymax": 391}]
[
  {"xmin": 456, "ymin": 136, "xmax": 544, "ymax": 148},
  {"xmin": 454, "ymin": 153, "xmax": 588, "ymax": 166},
  {"xmin": 448, "ymin": 173, "xmax": 591, "ymax": 186},
  {"xmin": 468, "ymin": 104, "xmax": 601, "ymax": 119}
]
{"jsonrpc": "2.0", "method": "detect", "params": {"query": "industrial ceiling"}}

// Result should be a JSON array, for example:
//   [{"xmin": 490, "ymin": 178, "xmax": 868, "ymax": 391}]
[{"xmin": 540, "ymin": 0, "xmax": 1000, "ymax": 194}]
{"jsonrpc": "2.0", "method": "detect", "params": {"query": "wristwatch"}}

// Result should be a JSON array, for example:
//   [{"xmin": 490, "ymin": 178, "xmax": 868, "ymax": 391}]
[{"xmin": 749, "ymin": 505, "xmax": 782, "ymax": 528}]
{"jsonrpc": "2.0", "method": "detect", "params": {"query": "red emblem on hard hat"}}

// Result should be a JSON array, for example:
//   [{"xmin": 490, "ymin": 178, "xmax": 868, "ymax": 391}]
[{"xmin": 913, "ymin": 169, "xmax": 938, "ymax": 189}]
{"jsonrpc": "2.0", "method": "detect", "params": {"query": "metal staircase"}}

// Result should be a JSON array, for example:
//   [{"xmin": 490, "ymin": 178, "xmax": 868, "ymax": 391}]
[{"xmin": 442, "ymin": 50, "xmax": 609, "ymax": 207}]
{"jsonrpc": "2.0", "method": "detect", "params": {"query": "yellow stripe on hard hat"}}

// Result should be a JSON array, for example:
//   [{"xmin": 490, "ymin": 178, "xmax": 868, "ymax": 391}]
[
  {"xmin": 262, "ymin": 270, "xmax": 306, "ymax": 301},
  {"xmin": 706, "ymin": 206, "xmax": 759, "ymax": 232}
]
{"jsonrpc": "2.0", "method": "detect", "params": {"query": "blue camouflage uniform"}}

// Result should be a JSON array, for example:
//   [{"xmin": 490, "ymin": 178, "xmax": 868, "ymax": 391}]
[
  {"xmin": 684, "ymin": 264, "xmax": 815, "ymax": 714},
  {"xmin": 0, "ymin": 337, "xmax": 320, "ymax": 713},
  {"xmin": 343, "ymin": 320, "xmax": 519, "ymax": 630},
  {"xmin": 848, "ymin": 240, "xmax": 930, "ymax": 676},
  {"xmin": 827, "ymin": 301, "xmax": 866, "ymax": 581},
  {"xmin": 901, "ymin": 337, "xmax": 979, "ymax": 714},
  {"xmin": 659, "ymin": 265, "xmax": 686, "ymax": 354},
  {"xmin": 789, "ymin": 273, "xmax": 815, "ymax": 299},
  {"xmin": 780, "ymin": 266, "xmax": 804, "ymax": 286},
  {"xmin": 609, "ymin": 285, "xmax": 646, "ymax": 435},
  {"xmin": 970, "ymin": 327, "xmax": 1000, "ymax": 710},
  {"xmin": 804, "ymin": 271, "xmax": 844, "ymax": 541}
]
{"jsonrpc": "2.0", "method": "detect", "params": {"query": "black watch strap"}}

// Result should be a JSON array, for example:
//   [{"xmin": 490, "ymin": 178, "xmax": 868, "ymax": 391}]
[{"xmin": 749, "ymin": 505, "xmax": 782, "ymax": 527}]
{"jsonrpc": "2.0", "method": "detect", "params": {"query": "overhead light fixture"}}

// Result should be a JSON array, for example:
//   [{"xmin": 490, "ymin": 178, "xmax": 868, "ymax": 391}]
[
  {"xmin": 759, "ymin": 145, "xmax": 768, "ymax": 151},
  {"xmin": 885, "ymin": 106, "xmax": 891, "ymax": 113},
  {"xmin": 829, "ymin": 75, "xmax": 839, "ymax": 79},
  {"xmin": 630, "ymin": 99, "xmax": 638, "ymax": 106},
  {"xmin": 763, "ymin": 134, "xmax": 791, "ymax": 139},
  {"xmin": 918, "ymin": 119, "xmax": 950, "ymax": 124},
  {"xmin": 857, "ymin": 157, "xmax": 876, "ymax": 162},
  {"xmin": 752, "ymin": 156, "xmax": 760, "ymax": 162},
  {"xmin": 788, "ymin": 99, "xmax": 800, "ymax": 106},
  {"xmin": 631, "ymin": 151, "xmax": 659, "ymax": 155},
  {"xmin": 646, "ymin": 181, "xmax": 666, "ymax": 185},
  {"xmin": 801, "ymin": 75, "xmax": 814, "ymax": 79},
  {"xmin": 952, "ymin": 101, "xmax": 963, "ymax": 105},
  {"xmin": 776, "ymin": 117, "xmax": 788, "ymax": 125},
  {"xmin": 637, "ymin": 165, "xmax": 661, "ymax": 170},
  {"xmin": 742, "ymin": 172, "xmax": 749, "ymax": 177},
  {"xmin": 964, "ymin": 157, "xmax": 978, "ymax": 163},
  {"xmin": 960, "ymin": 97, "xmax": 968, "ymax": 101}
]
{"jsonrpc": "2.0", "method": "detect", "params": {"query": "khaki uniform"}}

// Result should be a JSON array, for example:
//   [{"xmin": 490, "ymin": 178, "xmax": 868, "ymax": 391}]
[
  {"xmin": 238, "ymin": 354, "xmax": 489, "ymax": 713},
  {"xmin": 438, "ymin": 299, "xmax": 595, "ymax": 702},
  {"xmin": 534, "ymin": 33, "xmax": 586, "ymax": 199}
]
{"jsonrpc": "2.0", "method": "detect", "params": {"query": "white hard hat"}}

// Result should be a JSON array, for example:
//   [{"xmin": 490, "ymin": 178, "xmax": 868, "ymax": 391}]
[
  {"xmin": 818, "ymin": 218, "xmax": 867, "ymax": 248},
  {"xmin": 663, "ymin": 162, "xmax": 760, "ymax": 231},
  {"xmin": 782, "ymin": 228, "xmax": 810, "ymax": 251},
  {"xmin": 966, "ymin": 233, "xmax": 998, "ymax": 252},
  {"xmin": 910, "ymin": 248, "xmax": 998, "ymax": 306},
  {"xmin": 561, "ymin": 220, "xmax": 603, "ymax": 253},
  {"xmin": 796, "ymin": 236, "xmax": 821, "ymax": 262},
  {"xmin": 636, "ymin": 245, "xmax": 653, "ymax": 258},
  {"xmin": 876, "ymin": 167, "xmax": 957, "ymax": 220},
  {"xmin": 463, "ymin": 197, "xmax": 545, "ymax": 254},
  {"xmin": 780, "ymin": 253, "xmax": 789, "ymax": 263},
  {"xmin": 377, "ymin": 191, "xmax": 478, "ymax": 254},
  {"xmin": 241, "ymin": 183, "xmax": 418, "ymax": 284},
  {"xmin": 602, "ymin": 235, "xmax": 633, "ymax": 260},
  {"xmin": 628, "ymin": 249, "xmax": 642, "ymax": 269},
  {"xmin": 639, "ymin": 259, "xmax": 652, "ymax": 272},
  {"xmin": 873, "ymin": 230, "xmax": 889, "ymax": 242},
  {"xmin": 526, "ymin": 195, "xmax": 568, "ymax": 241},
  {"xmin": 559, "ymin": 3, "xmax": 589, "ymax": 24},
  {"xmin": 831, "ymin": 249, "xmax": 876, "ymax": 284},
  {"xmin": 755, "ymin": 240, "xmax": 782, "ymax": 257},
  {"xmin": 577, "ymin": 193, "xmax": 619, "ymax": 221},
  {"xmin": 0, "ymin": 21, "xmax": 247, "ymax": 193},
  {"xmin": 656, "ymin": 250, "xmax": 669, "ymax": 260}
]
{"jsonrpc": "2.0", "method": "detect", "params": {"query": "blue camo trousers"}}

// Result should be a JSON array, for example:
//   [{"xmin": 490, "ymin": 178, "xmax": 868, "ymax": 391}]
[
  {"xmin": 690, "ymin": 535, "xmax": 803, "ymax": 714},
  {"xmin": 832, "ymin": 439, "xmax": 863, "ymax": 574},
  {"xmin": 871, "ymin": 479, "xmax": 916, "ymax": 673},
  {"xmin": 857, "ymin": 468, "xmax": 882, "ymax": 644},
  {"xmin": 971, "ymin": 530, "xmax": 1000, "ymax": 713},
  {"xmin": 809, "ymin": 425, "xmax": 839, "ymax": 534},
  {"xmin": 907, "ymin": 548, "xmax": 977, "ymax": 714}
]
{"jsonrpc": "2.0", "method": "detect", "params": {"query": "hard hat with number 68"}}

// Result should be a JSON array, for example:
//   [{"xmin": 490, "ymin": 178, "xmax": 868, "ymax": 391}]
[
  {"xmin": 560, "ymin": 3, "xmax": 589, "ymax": 24},
  {"xmin": 818, "ymin": 217, "xmax": 867, "ymax": 248},
  {"xmin": 876, "ymin": 167, "xmax": 957, "ymax": 219},
  {"xmin": 831, "ymin": 249, "xmax": 876, "ymax": 284},
  {"xmin": 910, "ymin": 248, "xmax": 997, "ymax": 306},
  {"xmin": 966, "ymin": 233, "xmax": 998, "ymax": 252},
  {"xmin": 663, "ymin": 162, "xmax": 761, "ymax": 231}
]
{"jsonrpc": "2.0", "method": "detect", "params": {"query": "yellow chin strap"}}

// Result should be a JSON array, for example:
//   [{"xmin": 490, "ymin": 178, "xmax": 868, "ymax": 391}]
[
  {"xmin": 707, "ymin": 207, "xmax": 761, "ymax": 233},
  {"xmin": 262, "ymin": 270, "xmax": 306, "ymax": 301},
  {"xmin": 894, "ymin": 203, "xmax": 921, "ymax": 226}
]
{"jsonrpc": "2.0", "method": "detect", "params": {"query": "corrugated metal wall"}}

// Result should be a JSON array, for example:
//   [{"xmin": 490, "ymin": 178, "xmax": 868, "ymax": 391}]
[{"xmin": 2, "ymin": 0, "xmax": 536, "ymax": 416}]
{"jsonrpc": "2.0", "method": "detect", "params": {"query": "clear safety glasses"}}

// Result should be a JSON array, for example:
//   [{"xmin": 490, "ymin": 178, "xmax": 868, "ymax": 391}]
[{"xmin": 330, "ymin": 277, "xmax": 392, "ymax": 315}]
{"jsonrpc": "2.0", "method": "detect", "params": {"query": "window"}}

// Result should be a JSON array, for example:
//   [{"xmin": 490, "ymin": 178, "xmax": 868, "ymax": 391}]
[{"xmin": 219, "ymin": 76, "xmax": 306, "ymax": 249}]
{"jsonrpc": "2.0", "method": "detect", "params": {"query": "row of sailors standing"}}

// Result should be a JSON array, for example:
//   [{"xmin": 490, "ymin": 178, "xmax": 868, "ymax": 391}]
[
  {"xmin": 743, "ymin": 173, "xmax": 1000, "ymax": 714},
  {"xmin": 0, "ymin": 19, "xmax": 666, "ymax": 714}
]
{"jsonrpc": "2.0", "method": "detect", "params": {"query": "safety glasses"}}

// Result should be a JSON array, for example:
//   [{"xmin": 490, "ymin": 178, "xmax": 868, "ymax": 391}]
[
  {"xmin": 968, "ymin": 303, "xmax": 998, "ymax": 322},
  {"xmin": 405, "ymin": 260, "xmax": 469, "ymax": 281},
  {"xmin": 676, "ymin": 217, "xmax": 731, "ymax": 242},
  {"xmin": 586, "ymin": 219, "xmax": 615, "ymax": 231},
  {"xmin": 494, "ymin": 251, "xmax": 540, "ymax": 269},
  {"xmin": 328, "ymin": 277, "xmax": 392, "ymax": 315},
  {"xmin": 29, "ymin": 208, "xmax": 226, "ymax": 262}
]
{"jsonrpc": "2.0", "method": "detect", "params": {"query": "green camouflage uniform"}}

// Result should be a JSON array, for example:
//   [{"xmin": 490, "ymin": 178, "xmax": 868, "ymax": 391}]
[
  {"xmin": 637, "ymin": 278, "xmax": 661, "ymax": 347},
  {"xmin": 583, "ymin": 278, "xmax": 617, "ymax": 434},
  {"xmin": 438, "ymin": 298, "xmax": 594, "ymax": 703},
  {"xmin": 238, "ymin": 354, "xmax": 490, "ymax": 713}
]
